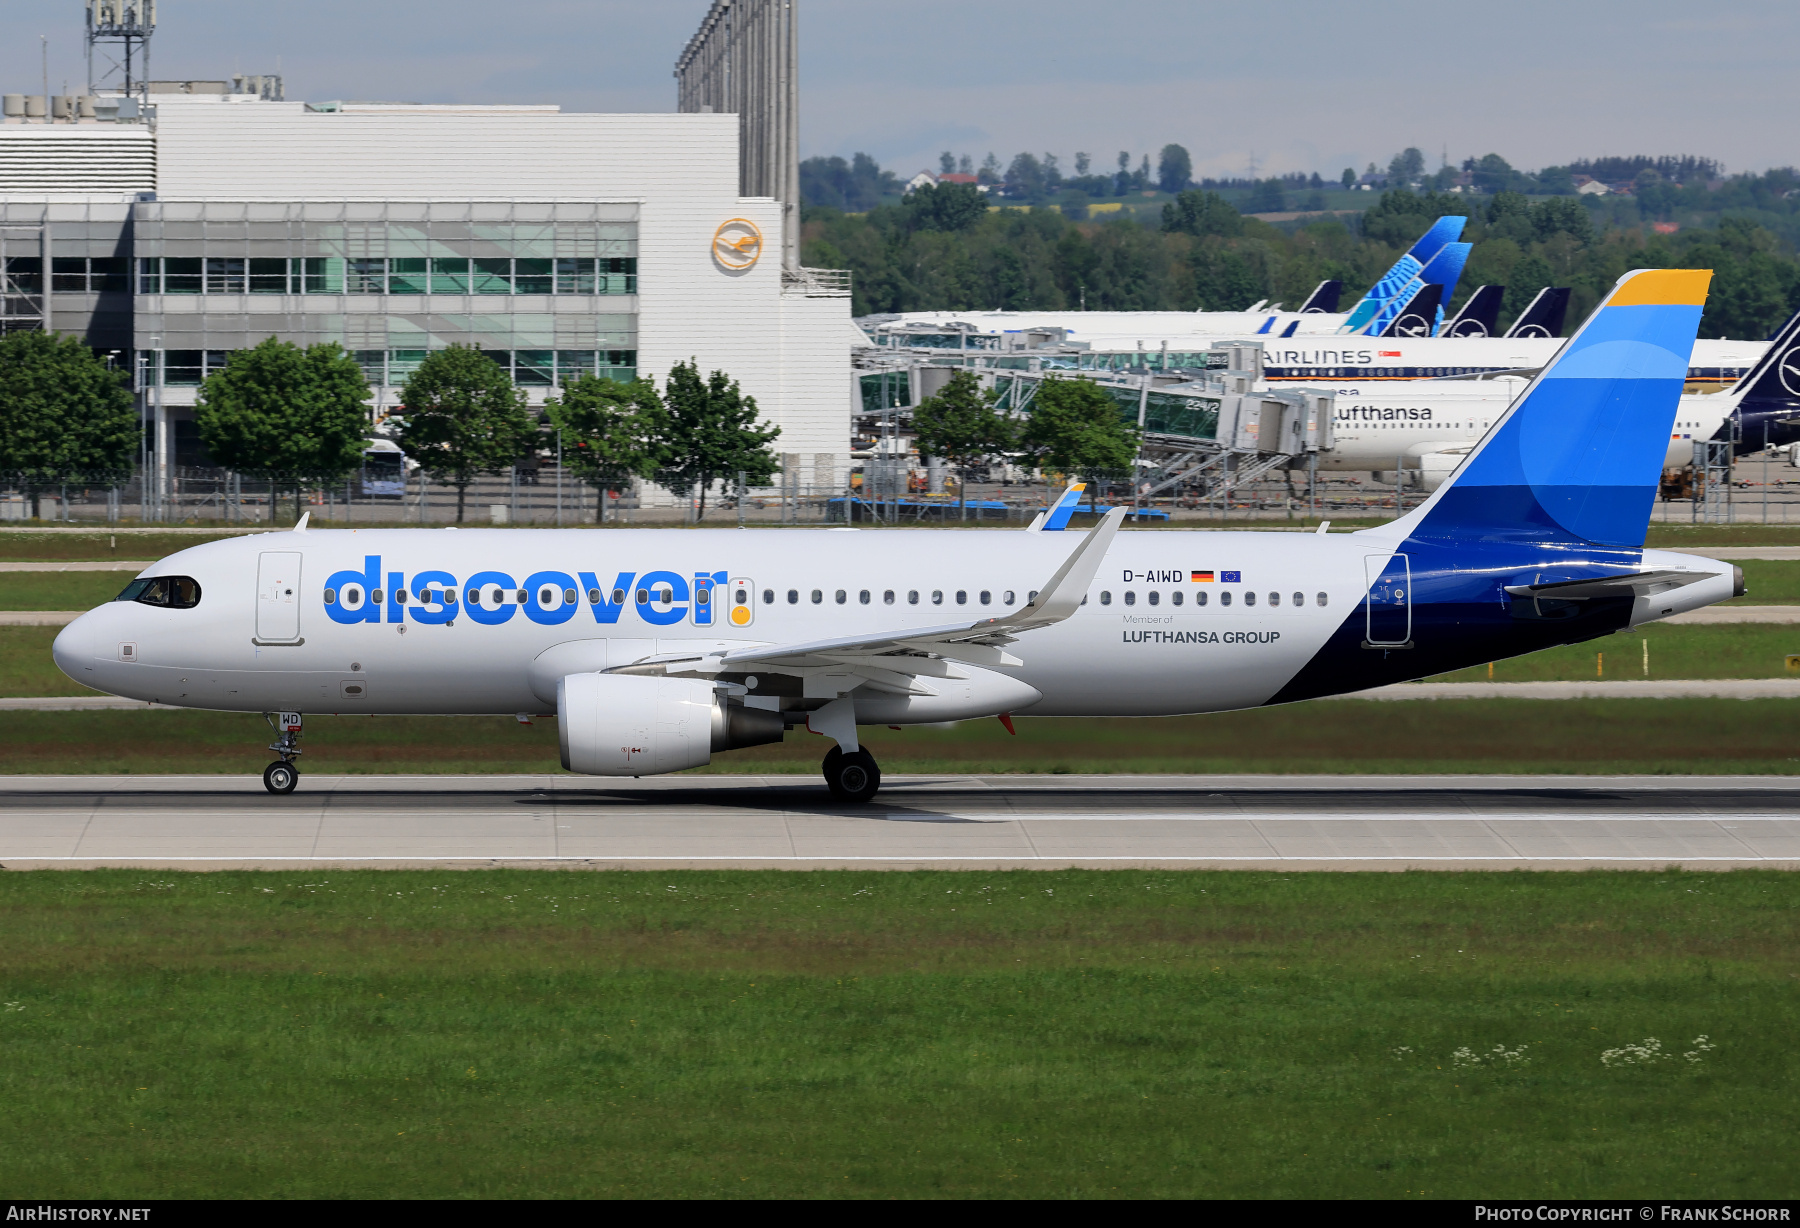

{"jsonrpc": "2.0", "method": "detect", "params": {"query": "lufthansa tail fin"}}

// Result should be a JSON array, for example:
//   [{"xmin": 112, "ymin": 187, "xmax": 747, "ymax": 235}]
[
  {"xmin": 1505, "ymin": 286, "xmax": 1571, "ymax": 338},
  {"xmin": 1380, "ymin": 283, "xmax": 1443, "ymax": 338},
  {"xmin": 1724, "ymin": 307, "xmax": 1800, "ymax": 402},
  {"xmin": 1298, "ymin": 279, "xmax": 1342, "ymax": 314},
  {"xmin": 1442, "ymin": 285, "xmax": 1504, "ymax": 337},
  {"xmin": 1398, "ymin": 268, "xmax": 1711, "ymax": 547}
]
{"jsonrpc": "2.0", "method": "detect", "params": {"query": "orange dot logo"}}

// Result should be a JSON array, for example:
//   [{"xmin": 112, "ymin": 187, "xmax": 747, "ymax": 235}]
[
  {"xmin": 730, "ymin": 606, "xmax": 752, "ymax": 626},
  {"xmin": 713, "ymin": 218, "xmax": 763, "ymax": 270}
]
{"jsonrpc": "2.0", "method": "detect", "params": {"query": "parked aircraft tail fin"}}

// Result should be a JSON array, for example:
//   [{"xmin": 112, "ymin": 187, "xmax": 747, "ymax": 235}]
[
  {"xmin": 1442, "ymin": 285, "xmax": 1504, "ymax": 337},
  {"xmin": 1028, "ymin": 482, "xmax": 1089, "ymax": 532},
  {"xmin": 1380, "ymin": 283, "xmax": 1443, "ymax": 338},
  {"xmin": 1725, "ymin": 307, "xmax": 1800, "ymax": 402},
  {"xmin": 1505, "ymin": 286, "xmax": 1571, "ymax": 338},
  {"xmin": 1338, "ymin": 216, "xmax": 1466, "ymax": 334},
  {"xmin": 1298, "ymin": 279, "xmax": 1342, "ymax": 314}
]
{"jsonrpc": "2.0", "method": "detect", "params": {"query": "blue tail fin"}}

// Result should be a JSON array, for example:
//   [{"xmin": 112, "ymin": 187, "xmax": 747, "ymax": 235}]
[
  {"xmin": 1338, "ymin": 216, "xmax": 1466, "ymax": 334},
  {"xmin": 1031, "ymin": 482, "xmax": 1087, "ymax": 531},
  {"xmin": 1505, "ymin": 286, "xmax": 1571, "ymax": 338},
  {"xmin": 1402, "ymin": 269, "xmax": 1711, "ymax": 547},
  {"xmin": 1727, "ymin": 307, "xmax": 1800, "ymax": 401},
  {"xmin": 1442, "ymin": 285, "xmax": 1504, "ymax": 337},
  {"xmin": 1417, "ymin": 242, "xmax": 1471, "ymax": 334},
  {"xmin": 1380, "ymin": 283, "xmax": 1442, "ymax": 338},
  {"xmin": 1298, "ymin": 279, "xmax": 1342, "ymax": 313}
]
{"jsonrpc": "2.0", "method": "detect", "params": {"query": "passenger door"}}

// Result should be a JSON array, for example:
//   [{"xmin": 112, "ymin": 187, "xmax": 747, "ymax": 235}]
[
  {"xmin": 257, "ymin": 552, "xmax": 303, "ymax": 643},
  {"xmin": 1363, "ymin": 553, "xmax": 1412, "ymax": 648}
]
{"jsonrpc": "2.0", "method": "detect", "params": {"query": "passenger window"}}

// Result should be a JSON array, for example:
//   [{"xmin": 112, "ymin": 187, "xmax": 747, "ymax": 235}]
[
  {"xmin": 1293, "ymin": 591, "xmax": 1303, "ymax": 608},
  {"xmin": 932, "ymin": 590, "xmax": 943, "ymax": 605},
  {"xmin": 1003, "ymin": 591, "xmax": 1014, "ymax": 605},
  {"xmin": 563, "ymin": 588, "xmax": 577, "ymax": 605},
  {"xmin": 884, "ymin": 590, "xmax": 895, "ymax": 604},
  {"xmin": 763, "ymin": 589, "xmax": 774, "ymax": 604},
  {"xmin": 588, "ymin": 588, "xmax": 601, "ymax": 604},
  {"xmin": 1220, "ymin": 591, "xmax": 1232, "ymax": 607},
  {"xmin": 1028, "ymin": 590, "xmax": 1038, "ymax": 603},
  {"xmin": 697, "ymin": 587, "xmax": 710, "ymax": 605},
  {"xmin": 1268, "ymin": 591, "xmax": 1280, "ymax": 607},
  {"xmin": 979, "ymin": 591, "xmax": 990, "ymax": 605},
  {"xmin": 1100, "ymin": 591, "xmax": 1112, "ymax": 605},
  {"xmin": 323, "ymin": 588, "xmax": 337, "ymax": 604},
  {"xmin": 539, "ymin": 587, "xmax": 555, "ymax": 606},
  {"xmin": 1316, "ymin": 592, "xmax": 1329, "ymax": 607},
  {"xmin": 835, "ymin": 589, "xmax": 846, "ymax": 604},
  {"xmin": 1244, "ymin": 591, "xmax": 1256, "ymax": 607},
  {"xmin": 445, "ymin": 589, "xmax": 457, "ymax": 605},
  {"xmin": 1171, "ymin": 591, "xmax": 1183, "ymax": 607},
  {"xmin": 657, "ymin": 587, "xmax": 672, "ymax": 604},
  {"xmin": 908, "ymin": 590, "xmax": 919, "ymax": 605},
  {"xmin": 615, "ymin": 588, "xmax": 628, "ymax": 605},
  {"xmin": 1147, "ymin": 591, "xmax": 1159, "ymax": 606},
  {"xmin": 1123, "ymin": 591, "xmax": 1136, "ymax": 606},
  {"xmin": 735, "ymin": 588, "xmax": 748, "ymax": 605},
  {"xmin": 787, "ymin": 589, "xmax": 799, "ymax": 604},
  {"xmin": 811, "ymin": 589, "xmax": 823, "ymax": 604},
  {"xmin": 1196, "ymin": 591, "xmax": 1208, "ymax": 606},
  {"xmin": 859, "ymin": 590, "xmax": 870, "ymax": 604},
  {"xmin": 954, "ymin": 590, "xmax": 966, "ymax": 604}
]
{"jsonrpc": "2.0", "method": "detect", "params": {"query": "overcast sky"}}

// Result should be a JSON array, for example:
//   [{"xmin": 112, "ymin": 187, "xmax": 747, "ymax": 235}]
[{"xmin": 3, "ymin": 0, "xmax": 1793, "ymax": 179}]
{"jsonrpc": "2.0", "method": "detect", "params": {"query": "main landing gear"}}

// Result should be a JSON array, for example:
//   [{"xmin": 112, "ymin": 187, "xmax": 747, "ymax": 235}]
[
  {"xmin": 262, "ymin": 711, "xmax": 303, "ymax": 795},
  {"xmin": 823, "ymin": 745, "xmax": 881, "ymax": 804}
]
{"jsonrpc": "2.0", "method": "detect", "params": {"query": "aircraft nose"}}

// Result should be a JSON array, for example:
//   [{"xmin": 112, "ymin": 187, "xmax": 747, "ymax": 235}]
[{"xmin": 52, "ymin": 612, "xmax": 102, "ymax": 685}]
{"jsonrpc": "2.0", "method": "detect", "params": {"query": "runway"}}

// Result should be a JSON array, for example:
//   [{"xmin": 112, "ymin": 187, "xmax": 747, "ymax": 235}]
[{"xmin": 2, "ymin": 773, "xmax": 1797, "ymax": 870}]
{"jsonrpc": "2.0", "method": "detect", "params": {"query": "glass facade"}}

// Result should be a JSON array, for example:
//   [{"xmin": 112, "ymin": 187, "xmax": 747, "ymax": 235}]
[{"xmin": 132, "ymin": 200, "xmax": 640, "ymax": 389}]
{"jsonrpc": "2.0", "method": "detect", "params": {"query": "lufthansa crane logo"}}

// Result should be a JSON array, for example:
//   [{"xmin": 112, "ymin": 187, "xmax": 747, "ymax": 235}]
[
  {"xmin": 1778, "ymin": 344, "xmax": 1800, "ymax": 398},
  {"xmin": 713, "ymin": 218, "xmax": 763, "ymax": 270}
]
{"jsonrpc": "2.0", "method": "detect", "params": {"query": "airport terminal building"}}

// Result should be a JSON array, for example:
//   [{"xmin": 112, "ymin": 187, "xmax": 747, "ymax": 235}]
[{"xmin": 0, "ymin": 90, "xmax": 853, "ymax": 485}]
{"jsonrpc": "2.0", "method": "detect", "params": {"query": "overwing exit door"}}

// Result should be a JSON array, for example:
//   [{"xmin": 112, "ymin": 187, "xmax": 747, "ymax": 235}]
[
  {"xmin": 1363, "ymin": 553, "xmax": 1412, "ymax": 648},
  {"xmin": 256, "ymin": 551, "xmax": 303, "ymax": 643}
]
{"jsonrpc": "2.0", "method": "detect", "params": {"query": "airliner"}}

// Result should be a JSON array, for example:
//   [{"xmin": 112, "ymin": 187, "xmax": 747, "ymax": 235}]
[{"xmin": 54, "ymin": 269, "xmax": 1739, "ymax": 802}]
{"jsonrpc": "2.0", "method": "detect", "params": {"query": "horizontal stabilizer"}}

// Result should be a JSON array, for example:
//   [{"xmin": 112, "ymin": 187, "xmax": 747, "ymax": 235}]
[{"xmin": 1503, "ymin": 569, "xmax": 1717, "ymax": 601}]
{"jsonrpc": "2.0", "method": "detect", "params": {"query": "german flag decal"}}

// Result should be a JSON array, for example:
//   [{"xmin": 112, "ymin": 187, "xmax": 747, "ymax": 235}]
[{"xmin": 1192, "ymin": 570, "xmax": 1214, "ymax": 582}]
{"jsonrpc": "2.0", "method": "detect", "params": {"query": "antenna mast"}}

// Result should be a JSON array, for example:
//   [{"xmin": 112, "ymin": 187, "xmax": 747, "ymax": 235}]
[{"xmin": 86, "ymin": 0, "xmax": 157, "ymax": 104}]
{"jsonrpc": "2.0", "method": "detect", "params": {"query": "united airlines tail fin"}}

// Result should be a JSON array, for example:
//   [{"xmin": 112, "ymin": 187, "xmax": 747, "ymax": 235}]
[
  {"xmin": 1298, "ymin": 280, "xmax": 1343, "ymax": 314},
  {"xmin": 1442, "ymin": 285, "xmax": 1504, "ymax": 337},
  {"xmin": 1400, "ymin": 268, "xmax": 1711, "ymax": 547},
  {"xmin": 1417, "ymin": 242, "xmax": 1470, "ymax": 334},
  {"xmin": 1338, "ymin": 216, "xmax": 1467, "ymax": 334},
  {"xmin": 1505, "ymin": 286, "xmax": 1571, "ymax": 338},
  {"xmin": 1380, "ymin": 283, "xmax": 1443, "ymax": 338},
  {"xmin": 1725, "ymin": 307, "xmax": 1800, "ymax": 401},
  {"xmin": 1361, "ymin": 242, "xmax": 1471, "ymax": 337}
]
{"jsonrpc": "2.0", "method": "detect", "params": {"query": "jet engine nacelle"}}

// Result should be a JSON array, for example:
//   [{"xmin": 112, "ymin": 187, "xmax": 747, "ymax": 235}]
[{"xmin": 557, "ymin": 673, "xmax": 784, "ymax": 776}]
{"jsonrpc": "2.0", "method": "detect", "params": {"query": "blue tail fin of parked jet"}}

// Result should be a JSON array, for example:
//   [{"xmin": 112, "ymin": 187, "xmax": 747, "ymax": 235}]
[
  {"xmin": 1723, "ymin": 307, "xmax": 1800, "ymax": 454},
  {"xmin": 1338, "ymin": 216, "xmax": 1466, "ymax": 334},
  {"xmin": 1418, "ymin": 242, "xmax": 1470, "ymax": 334},
  {"xmin": 1362, "ymin": 242, "xmax": 1470, "ymax": 337},
  {"xmin": 1505, "ymin": 286, "xmax": 1571, "ymax": 338},
  {"xmin": 1298, "ymin": 279, "xmax": 1342, "ymax": 313},
  {"xmin": 1380, "ymin": 283, "xmax": 1443, "ymax": 338},
  {"xmin": 1442, "ymin": 285, "xmax": 1504, "ymax": 337},
  {"xmin": 1404, "ymin": 268, "xmax": 1711, "ymax": 547}
]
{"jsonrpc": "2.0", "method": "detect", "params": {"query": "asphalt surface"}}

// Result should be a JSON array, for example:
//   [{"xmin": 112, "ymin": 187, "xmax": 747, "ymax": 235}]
[{"xmin": 1, "ymin": 773, "xmax": 1796, "ymax": 869}]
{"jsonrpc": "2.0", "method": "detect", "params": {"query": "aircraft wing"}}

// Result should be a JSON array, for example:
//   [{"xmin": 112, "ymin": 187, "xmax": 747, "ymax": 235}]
[
  {"xmin": 1502, "ymin": 569, "xmax": 1718, "ymax": 601},
  {"xmin": 627, "ymin": 508, "xmax": 1127, "ymax": 692}
]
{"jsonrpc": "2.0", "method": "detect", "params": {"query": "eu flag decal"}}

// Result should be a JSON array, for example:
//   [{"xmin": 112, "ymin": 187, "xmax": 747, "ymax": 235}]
[{"xmin": 1222, "ymin": 571, "xmax": 1242, "ymax": 583}]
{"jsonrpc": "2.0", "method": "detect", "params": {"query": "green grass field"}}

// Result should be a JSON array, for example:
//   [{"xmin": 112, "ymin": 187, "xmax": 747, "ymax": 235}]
[
  {"xmin": 2, "ymin": 698, "xmax": 1796, "ymax": 776},
  {"xmin": 1431, "ymin": 624, "xmax": 1800, "ymax": 682},
  {"xmin": 0, "ymin": 868, "xmax": 1791, "ymax": 1198}
]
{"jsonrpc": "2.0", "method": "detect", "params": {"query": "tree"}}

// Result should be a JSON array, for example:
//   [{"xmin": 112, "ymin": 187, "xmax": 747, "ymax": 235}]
[
  {"xmin": 1341, "ymin": 167, "xmax": 1357, "ymax": 189},
  {"xmin": 978, "ymin": 152, "xmax": 1001, "ymax": 185},
  {"xmin": 195, "ymin": 337, "xmax": 370, "ymax": 522},
  {"xmin": 1116, "ymin": 151, "xmax": 1132, "ymax": 196},
  {"xmin": 1388, "ymin": 147, "xmax": 1426, "ymax": 183},
  {"xmin": 1248, "ymin": 178, "xmax": 1287, "ymax": 213},
  {"xmin": 1501, "ymin": 255, "xmax": 1555, "ymax": 331},
  {"xmin": 541, "ymin": 375, "xmax": 662, "ymax": 522},
  {"xmin": 653, "ymin": 359, "xmax": 781, "ymax": 518},
  {"xmin": 1157, "ymin": 144, "xmax": 1193, "ymax": 195},
  {"xmin": 911, "ymin": 370, "xmax": 1016, "ymax": 520},
  {"xmin": 1020, "ymin": 376, "xmax": 1139, "ymax": 515},
  {"xmin": 392, "ymin": 344, "xmax": 535, "ymax": 522},
  {"xmin": 904, "ymin": 182, "xmax": 987, "ymax": 232},
  {"xmin": 1004, "ymin": 152, "xmax": 1047, "ymax": 200},
  {"xmin": 938, "ymin": 150, "xmax": 955, "ymax": 175},
  {"xmin": 1074, "ymin": 151, "xmax": 1091, "ymax": 176},
  {"xmin": 1161, "ymin": 190, "xmax": 1243, "ymax": 238},
  {"xmin": 0, "ymin": 330, "xmax": 137, "ymax": 518}
]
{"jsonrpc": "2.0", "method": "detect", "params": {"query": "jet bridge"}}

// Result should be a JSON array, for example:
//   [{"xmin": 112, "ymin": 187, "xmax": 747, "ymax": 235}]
[{"xmin": 852, "ymin": 339, "xmax": 1334, "ymax": 504}]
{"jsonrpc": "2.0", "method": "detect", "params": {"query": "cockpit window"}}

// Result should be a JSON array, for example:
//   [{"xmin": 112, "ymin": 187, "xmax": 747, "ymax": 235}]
[{"xmin": 118, "ymin": 575, "xmax": 201, "ymax": 609}]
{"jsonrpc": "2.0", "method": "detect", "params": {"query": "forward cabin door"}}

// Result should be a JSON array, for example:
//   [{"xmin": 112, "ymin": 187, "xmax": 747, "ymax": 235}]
[
  {"xmin": 1363, "ymin": 553, "xmax": 1412, "ymax": 648},
  {"xmin": 257, "ymin": 552, "xmax": 303, "ymax": 643}
]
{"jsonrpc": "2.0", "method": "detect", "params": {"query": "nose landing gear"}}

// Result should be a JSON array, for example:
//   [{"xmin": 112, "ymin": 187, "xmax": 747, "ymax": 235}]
[
  {"xmin": 262, "ymin": 711, "xmax": 303, "ymax": 795},
  {"xmin": 823, "ymin": 745, "xmax": 881, "ymax": 804}
]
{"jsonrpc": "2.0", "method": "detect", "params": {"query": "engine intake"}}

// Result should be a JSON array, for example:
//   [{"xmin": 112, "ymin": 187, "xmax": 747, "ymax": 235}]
[{"xmin": 557, "ymin": 673, "xmax": 783, "ymax": 776}]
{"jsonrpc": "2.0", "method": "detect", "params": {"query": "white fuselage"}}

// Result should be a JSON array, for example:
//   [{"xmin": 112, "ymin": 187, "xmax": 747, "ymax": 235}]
[{"xmin": 52, "ymin": 527, "xmax": 1734, "ymax": 723}]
